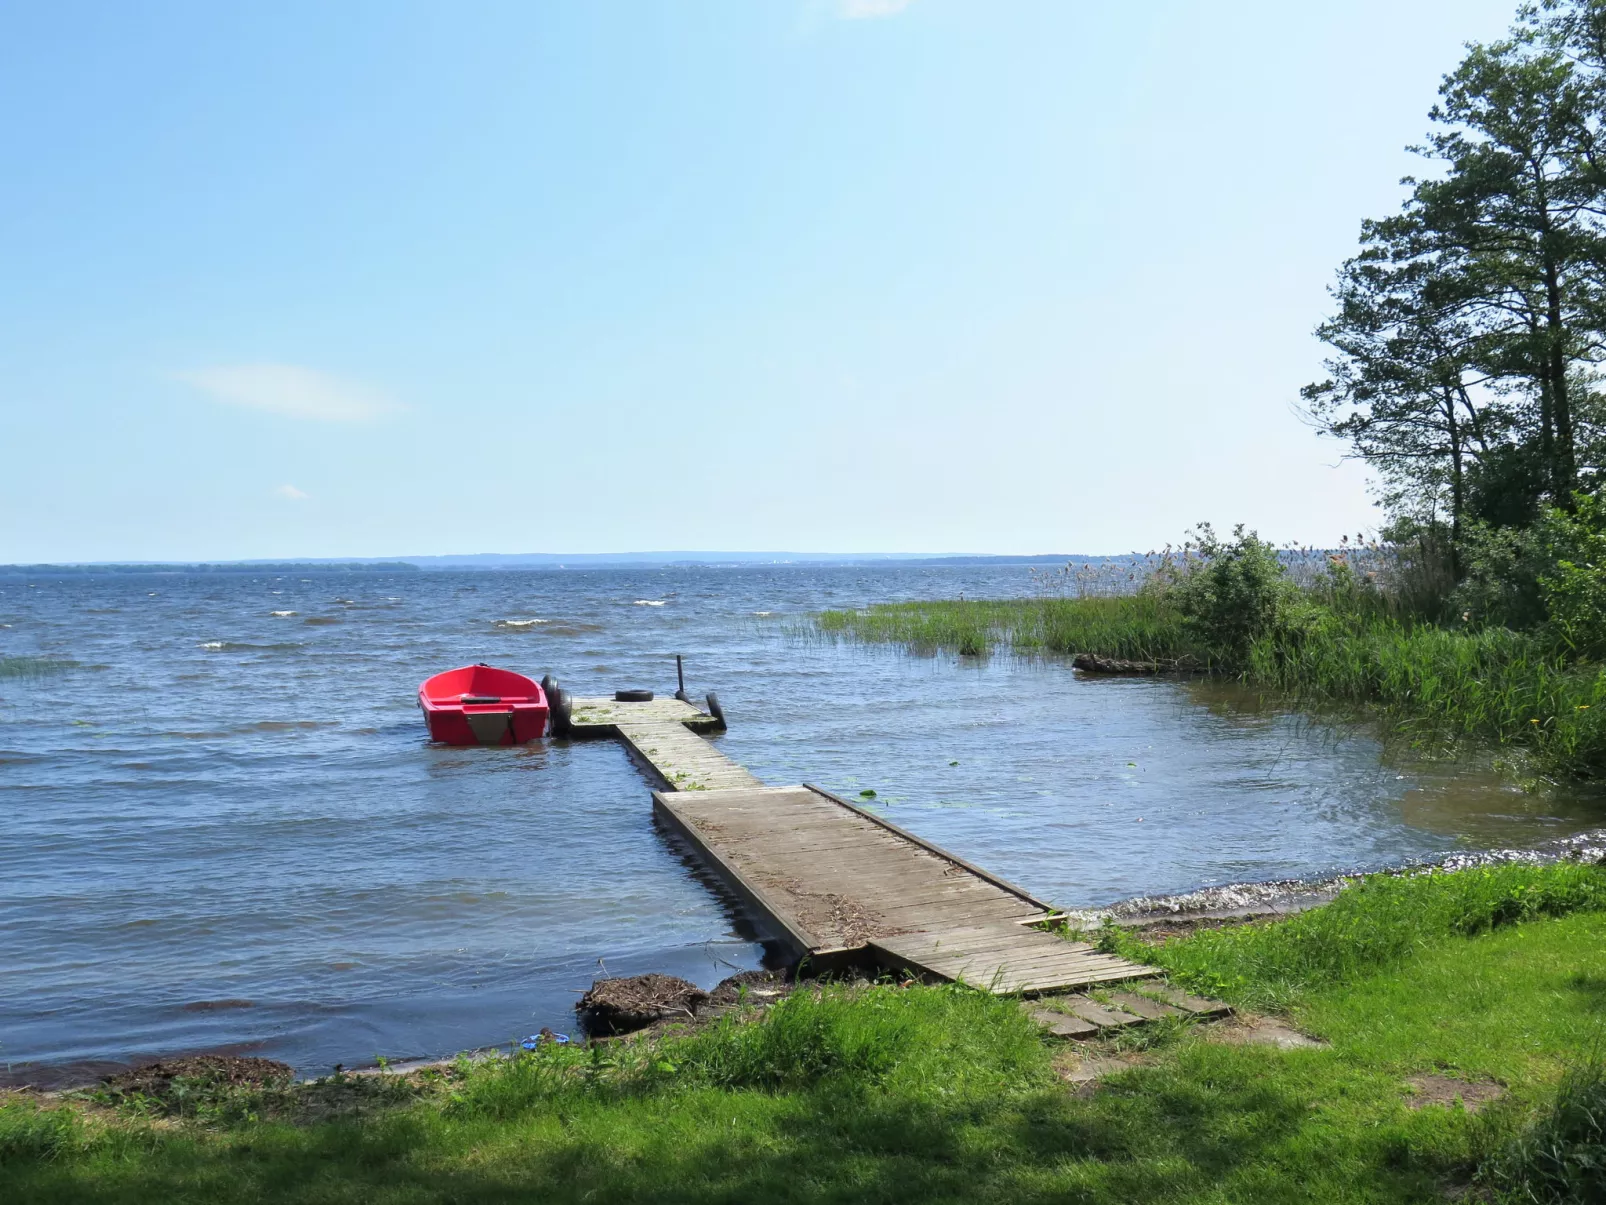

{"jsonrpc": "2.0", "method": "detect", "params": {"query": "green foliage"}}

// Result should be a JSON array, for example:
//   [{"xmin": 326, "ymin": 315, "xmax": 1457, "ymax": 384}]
[
  {"xmin": 1539, "ymin": 492, "xmax": 1606, "ymax": 659},
  {"xmin": 1483, "ymin": 1058, "xmax": 1606, "ymax": 1204},
  {"xmin": 1167, "ymin": 524, "xmax": 1311, "ymax": 663},
  {"xmin": 1246, "ymin": 609, "xmax": 1606, "ymax": 777},
  {"xmin": 0, "ymin": 1102, "xmax": 80, "ymax": 1164},
  {"xmin": 1455, "ymin": 494, "xmax": 1606, "ymax": 647},
  {"xmin": 1108, "ymin": 862, "xmax": 1606, "ymax": 1012},
  {"xmin": 1455, "ymin": 520, "xmax": 1553, "ymax": 629}
]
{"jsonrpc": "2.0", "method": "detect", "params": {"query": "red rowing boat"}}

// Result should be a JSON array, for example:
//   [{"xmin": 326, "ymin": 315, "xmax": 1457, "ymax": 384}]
[{"xmin": 418, "ymin": 664, "xmax": 549, "ymax": 745}]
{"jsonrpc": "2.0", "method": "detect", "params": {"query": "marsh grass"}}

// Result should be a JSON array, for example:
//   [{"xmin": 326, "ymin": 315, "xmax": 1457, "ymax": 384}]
[
  {"xmin": 814, "ymin": 595, "xmax": 1197, "ymax": 663},
  {"xmin": 1250, "ymin": 616, "xmax": 1606, "ymax": 778},
  {"xmin": 815, "ymin": 594, "xmax": 1606, "ymax": 777}
]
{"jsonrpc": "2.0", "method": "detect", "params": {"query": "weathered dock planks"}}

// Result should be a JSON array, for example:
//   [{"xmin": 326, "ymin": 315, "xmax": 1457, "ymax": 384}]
[
  {"xmin": 572, "ymin": 695, "xmax": 1153, "ymax": 995},
  {"xmin": 567, "ymin": 696, "xmax": 761, "ymax": 792}
]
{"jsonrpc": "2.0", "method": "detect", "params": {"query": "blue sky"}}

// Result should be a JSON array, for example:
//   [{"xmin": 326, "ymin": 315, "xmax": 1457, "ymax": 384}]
[{"xmin": 0, "ymin": 0, "xmax": 1520, "ymax": 561}]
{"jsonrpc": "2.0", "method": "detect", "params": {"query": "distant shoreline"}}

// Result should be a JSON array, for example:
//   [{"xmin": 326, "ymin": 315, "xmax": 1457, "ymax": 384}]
[{"xmin": 0, "ymin": 553, "xmax": 1123, "ymax": 577}]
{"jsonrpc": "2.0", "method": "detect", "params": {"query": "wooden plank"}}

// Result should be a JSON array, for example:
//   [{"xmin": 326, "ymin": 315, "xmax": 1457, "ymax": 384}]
[
  {"xmin": 1062, "ymin": 997, "xmax": 1145, "ymax": 1029},
  {"xmin": 1105, "ymin": 991, "xmax": 1184, "ymax": 1021},
  {"xmin": 1138, "ymin": 985, "xmax": 1233, "ymax": 1018},
  {"xmin": 1023, "ymin": 1006, "xmax": 1100, "ymax": 1039},
  {"xmin": 803, "ymin": 784, "xmax": 1055, "ymax": 912},
  {"xmin": 650, "ymin": 793, "xmax": 820, "ymax": 955}
]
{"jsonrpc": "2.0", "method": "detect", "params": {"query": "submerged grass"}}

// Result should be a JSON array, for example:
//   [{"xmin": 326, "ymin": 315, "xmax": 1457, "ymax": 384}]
[
  {"xmin": 5, "ymin": 865, "xmax": 1606, "ymax": 1202},
  {"xmin": 0, "ymin": 656, "xmax": 78, "ymax": 679}
]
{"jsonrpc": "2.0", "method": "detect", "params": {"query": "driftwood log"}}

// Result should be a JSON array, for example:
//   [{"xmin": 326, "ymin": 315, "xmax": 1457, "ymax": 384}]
[{"xmin": 1071, "ymin": 653, "xmax": 1201, "ymax": 675}]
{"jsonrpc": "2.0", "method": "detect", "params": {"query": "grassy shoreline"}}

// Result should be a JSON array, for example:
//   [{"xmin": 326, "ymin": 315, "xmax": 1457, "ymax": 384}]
[
  {"xmin": 814, "ymin": 596, "xmax": 1606, "ymax": 780},
  {"xmin": 5, "ymin": 862, "xmax": 1604, "ymax": 1203}
]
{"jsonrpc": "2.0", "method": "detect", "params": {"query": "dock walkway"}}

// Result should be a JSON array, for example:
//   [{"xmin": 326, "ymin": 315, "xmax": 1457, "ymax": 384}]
[{"xmin": 570, "ymin": 696, "xmax": 1151, "ymax": 995}]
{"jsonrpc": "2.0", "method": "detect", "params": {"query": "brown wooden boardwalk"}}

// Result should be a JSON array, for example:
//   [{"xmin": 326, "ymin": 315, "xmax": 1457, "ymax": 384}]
[{"xmin": 573, "ymin": 696, "xmax": 1152, "ymax": 995}]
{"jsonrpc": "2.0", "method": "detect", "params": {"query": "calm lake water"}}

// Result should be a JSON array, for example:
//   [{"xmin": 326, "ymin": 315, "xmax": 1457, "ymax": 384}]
[{"xmin": 3, "ymin": 564, "xmax": 1602, "ymax": 1082}]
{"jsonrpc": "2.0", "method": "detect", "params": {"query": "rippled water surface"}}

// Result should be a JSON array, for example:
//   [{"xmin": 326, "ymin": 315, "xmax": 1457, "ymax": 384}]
[{"xmin": 3, "ymin": 565, "xmax": 1602, "ymax": 1080}]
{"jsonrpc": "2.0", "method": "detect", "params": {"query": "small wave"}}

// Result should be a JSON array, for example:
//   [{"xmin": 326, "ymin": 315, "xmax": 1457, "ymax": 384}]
[
  {"xmin": 196, "ymin": 640, "xmax": 304, "ymax": 653},
  {"xmin": 633, "ymin": 600, "xmax": 666, "ymax": 607},
  {"xmin": 495, "ymin": 618, "xmax": 548, "ymax": 629},
  {"xmin": 302, "ymin": 616, "xmax": 341, "ymax": 626},
  {"xmin": 543, "ymin": 622, "xmax": 605, "ymax": 636},
  {"xmin": 753, "ymin": 611, "xmax": 773, "ymax": 617},
  {"xmin": 333, "ymin": 598, "xmax": 355, "ymax": 605},
  {"xmin": 270, "ymin": 610, "xmax": 297, "ymax": 617}
]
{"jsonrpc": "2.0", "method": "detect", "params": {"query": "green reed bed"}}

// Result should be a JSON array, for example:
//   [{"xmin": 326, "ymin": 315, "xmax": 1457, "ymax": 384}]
[
  {"xmin": 814, "ymin": 595, "xmax": 1196, "ymax": 662},
  {"xmin": 1249, "ymin": 617, "xmax": 1606, "ymax": 778},
  {"xmin": 814, "ymin": 595, "xmax": 1606, "ymax": 778}
]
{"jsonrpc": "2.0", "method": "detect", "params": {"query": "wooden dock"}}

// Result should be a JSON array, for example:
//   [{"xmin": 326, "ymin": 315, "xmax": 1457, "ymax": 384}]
[
  {"xmin": 571, "ymin": 695, "xmax": 1152, "ymax": 996},
  {"xmin": 568, "ymin": 696, "xmax": 761, "ymax": 792}
]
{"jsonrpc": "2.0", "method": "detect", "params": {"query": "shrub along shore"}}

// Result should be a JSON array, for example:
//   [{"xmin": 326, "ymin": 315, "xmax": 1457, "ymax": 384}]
[{"xmin": 3, "ymin": 862, "xmax": 1603, "ymax": 1203}]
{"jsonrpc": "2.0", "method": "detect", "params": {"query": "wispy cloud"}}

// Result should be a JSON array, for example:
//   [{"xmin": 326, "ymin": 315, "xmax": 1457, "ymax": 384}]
[
  {"xmin": 177, "ymin": 363, "xmax": 398, "ymax": 422},
  {"xmin": 839, "ymin": 0, "xmax": 915, "ymax": 18},
  {"xmin": 272, "ymin": 484, "xmax": 309, "ymax": 501}
]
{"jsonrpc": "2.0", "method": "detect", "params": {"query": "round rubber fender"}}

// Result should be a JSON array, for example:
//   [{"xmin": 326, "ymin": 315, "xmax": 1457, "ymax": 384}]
[
  {"xmin": 541, "ymin": 673, "xmax": 558, "ymax": 700},
  {"xmin": 614, "ymin": 689, "xmax": 654, "ymax": 702},
  {"xmin": 705, "ymin": 692, "xmax": 726, "ymax": 728},
  {"xmin": 549, "ymin": 688, "xmax": 573, "ymax": 736}
]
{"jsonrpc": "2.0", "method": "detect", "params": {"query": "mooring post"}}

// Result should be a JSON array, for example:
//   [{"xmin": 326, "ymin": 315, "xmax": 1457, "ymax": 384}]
[{"xmin": 674, "ymin": 654, "xmax": 689, "ymax": 702}]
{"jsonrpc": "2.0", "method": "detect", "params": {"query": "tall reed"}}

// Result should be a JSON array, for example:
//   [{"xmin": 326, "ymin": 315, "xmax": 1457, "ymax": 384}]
[{"xmin": 814, "ymin": 595, "xmax": 1196, "ymax": 662}]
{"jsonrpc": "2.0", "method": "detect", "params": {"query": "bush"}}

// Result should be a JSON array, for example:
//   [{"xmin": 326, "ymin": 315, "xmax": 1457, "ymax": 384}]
[
  {"xmin": 1454, "ymin": 521, "xmax": 1550, "ymax": 631},
  {"xmin": 1168, "ymin": 524, "xmax": 1310, "ymax": 665},
  {"xmin": 1539, "ymin": 494, "xmax": 1606, "ymax": 661}
]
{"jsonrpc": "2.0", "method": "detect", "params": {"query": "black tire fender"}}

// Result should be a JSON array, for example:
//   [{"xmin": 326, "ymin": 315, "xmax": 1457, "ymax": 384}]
[
  {"xmin": 705, "ymin": 692, "xmax": 726, "ymax": 728},
  {"xmin": 550, "ymin": 688, "xmax": 573, "ymax": 736},
  {"xmin": 614, "ymin": 689, "xmax": 654, "ymax": 702}
]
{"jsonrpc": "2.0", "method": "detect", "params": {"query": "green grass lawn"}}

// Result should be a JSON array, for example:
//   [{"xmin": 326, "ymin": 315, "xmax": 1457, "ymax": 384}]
[{"xmin": 5, "ymin": 866, "xmax": 1603, "ymax": 1203}]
